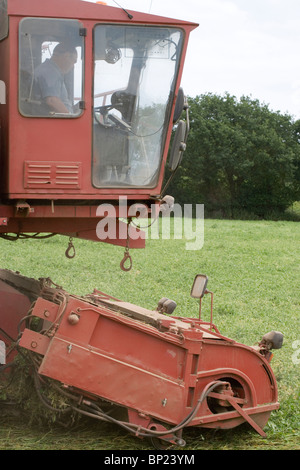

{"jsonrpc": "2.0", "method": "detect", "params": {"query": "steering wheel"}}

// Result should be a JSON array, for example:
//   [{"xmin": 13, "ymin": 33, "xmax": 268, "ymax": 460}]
[
  {"xmin": 94, "ymin": 104, "xmax": 131, "ymax": 131},
  {"xmin": 94, "ymin": 90, "xmax": 134, "ymax": 130}
]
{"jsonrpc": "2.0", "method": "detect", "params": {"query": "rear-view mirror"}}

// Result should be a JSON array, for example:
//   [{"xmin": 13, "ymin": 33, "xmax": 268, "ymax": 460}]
[
  {"xmin": 169, "ymin": 120, "xmax": 187, "ymax": 172},
  {"xmin": 191, "ymin": 274, "xmax": 208, "ymax": 299},
  {"xmin": 173, "ymin": 87, "xmax": 185, "ymax": 123}
]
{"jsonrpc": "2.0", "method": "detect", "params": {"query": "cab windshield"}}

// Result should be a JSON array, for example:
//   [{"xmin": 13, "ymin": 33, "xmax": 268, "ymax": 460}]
[{"xmin": 93, "ymin": 25, "xmax": 183, "ymax": 188}]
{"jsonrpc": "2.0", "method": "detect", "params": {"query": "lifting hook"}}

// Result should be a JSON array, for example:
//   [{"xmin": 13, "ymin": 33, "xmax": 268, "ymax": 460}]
[
  {"xmin": 65, "ymin": 237, "xmax": 76, "ymax": 259},
  {"xmin": 120, "ymin": 250, "xmax": 132, "ymax": 272},
  {"xmin": 120, "ymin": 218, "xmax": 133, "ymax": 271}
]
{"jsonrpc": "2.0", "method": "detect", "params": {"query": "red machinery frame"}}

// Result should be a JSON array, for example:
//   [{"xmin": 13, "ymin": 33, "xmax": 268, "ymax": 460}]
[{"xmin": 0, "ymin": 269, "xmax": 280, "ymax": 447}]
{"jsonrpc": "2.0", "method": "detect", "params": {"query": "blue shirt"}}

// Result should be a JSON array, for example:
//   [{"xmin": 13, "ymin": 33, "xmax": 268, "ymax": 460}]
[{"xmin": 33, "ymin": 59, "xmax": 72, "ymax": 112}]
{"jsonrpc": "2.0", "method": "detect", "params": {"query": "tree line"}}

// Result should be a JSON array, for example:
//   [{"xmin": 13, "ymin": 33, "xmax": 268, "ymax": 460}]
[{"xmin": 167, "ymin": 93, "xmax": 300, "ymax": 218}]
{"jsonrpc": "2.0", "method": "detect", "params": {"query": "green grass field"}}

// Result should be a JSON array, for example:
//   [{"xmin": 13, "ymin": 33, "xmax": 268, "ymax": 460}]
[{"xmin": 0, "ymin": 217, "xmax": 299, "ymax": 450}]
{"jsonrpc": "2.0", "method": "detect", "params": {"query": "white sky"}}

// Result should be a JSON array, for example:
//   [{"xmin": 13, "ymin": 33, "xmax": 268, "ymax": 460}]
[{"xmin": 83, "ymin": 0, "xmax": 300, "ymax": 119}]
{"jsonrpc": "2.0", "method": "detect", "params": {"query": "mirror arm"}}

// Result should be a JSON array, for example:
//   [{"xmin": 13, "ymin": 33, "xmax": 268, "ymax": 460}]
[
  {"xmin": 159, "ymin": 167, "xmax": 177, "ymax": 199},
  {"xmin": 160, "ymin": 122, "xmax": 189, "ymax": 199},
  {"xmin": 184, "ymin": 97, "xmax": 190, "ymax": 137},
  {"xmin": 198, "ymin": 290, "xmax": 214, "ymax": 330}
]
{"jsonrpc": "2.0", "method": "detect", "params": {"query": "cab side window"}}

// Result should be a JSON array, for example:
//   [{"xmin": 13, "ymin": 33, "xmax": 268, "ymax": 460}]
[{"xmin": 19, "ymin": 18, "xmax": 84, "ymax": 118}]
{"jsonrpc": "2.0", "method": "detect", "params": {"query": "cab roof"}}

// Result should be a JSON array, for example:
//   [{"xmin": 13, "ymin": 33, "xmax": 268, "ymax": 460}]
[{"xmin": 7, "ymin": 0, "xmax": 198, "ymax": 30}]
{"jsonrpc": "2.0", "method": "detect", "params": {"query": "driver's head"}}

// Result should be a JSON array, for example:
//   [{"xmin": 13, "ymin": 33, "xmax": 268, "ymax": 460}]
[{"xmin": 52, "ymin": 42, "xmax": 78, "ymax": 74}]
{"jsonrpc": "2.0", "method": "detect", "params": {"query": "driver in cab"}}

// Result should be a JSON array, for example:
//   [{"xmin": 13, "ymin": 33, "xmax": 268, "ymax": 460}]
[{"xmin": 33, "ymin": 42, "xmax": 77, "ymax": 114}]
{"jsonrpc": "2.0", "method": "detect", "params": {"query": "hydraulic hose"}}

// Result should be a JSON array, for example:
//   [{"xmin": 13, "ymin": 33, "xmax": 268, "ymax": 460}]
[{"xmin": 72, "ymin": 381, "xmax": 224, "ymax": 440}]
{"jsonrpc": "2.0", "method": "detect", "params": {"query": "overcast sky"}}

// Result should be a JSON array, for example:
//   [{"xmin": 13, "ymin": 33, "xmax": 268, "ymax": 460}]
[{"xmin": 83, "ymin": 0, "xmax": 300, "ymax": 119}]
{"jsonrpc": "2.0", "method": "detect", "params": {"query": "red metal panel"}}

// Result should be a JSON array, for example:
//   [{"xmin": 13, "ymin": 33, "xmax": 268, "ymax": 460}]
[
  {"xmin": 32, "ymin": 296, "xmax": 189, "ymax": 423},
  {"xmin": 55, "ymin": 297, "xmax": 187, "ymax": 381},
  {"xmin": 197, "ymin": 340, "xmax": 278, "ymax": 405},
  {"xmin": 19, "ymin": 329, "xmax": 50, "ymax": 355},
  {"xmin": 38, "ymin": 335, "xmax": 186, "ymax": 424},
  {"xmin": 24, "ymin": 161, "xmax": 82, "ymax": 190},
  {"xmin": 0, "ymin": 215, "xmax": 146, "ymax": 248},
  {"xmin": 30, "ymin": 298, "xmax": 60, "ymax": 323}
]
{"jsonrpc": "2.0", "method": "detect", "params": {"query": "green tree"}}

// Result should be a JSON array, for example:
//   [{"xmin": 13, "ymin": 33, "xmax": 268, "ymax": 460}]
[{"xmin": 168, "ymin": 93, "xmax": 300, "ymax": 217}]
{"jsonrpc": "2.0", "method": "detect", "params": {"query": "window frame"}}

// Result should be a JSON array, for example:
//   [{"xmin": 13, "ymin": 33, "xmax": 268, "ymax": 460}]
[
  {"xmin": 91, "ymin": 23, "xmax": 184, "ymax": 189},
  {"xmin": 18, "ymin": 17, "xmax": 85, "ymax": 119}
]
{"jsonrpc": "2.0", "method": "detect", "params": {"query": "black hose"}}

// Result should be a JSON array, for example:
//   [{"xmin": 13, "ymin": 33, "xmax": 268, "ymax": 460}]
[
  {"xmin": 72, "ymin": 381, "xmax": 224, "ymax": 440},
  {"xmin": 33, "ymin": 370, "xmax": 72, "ymax": 414}
]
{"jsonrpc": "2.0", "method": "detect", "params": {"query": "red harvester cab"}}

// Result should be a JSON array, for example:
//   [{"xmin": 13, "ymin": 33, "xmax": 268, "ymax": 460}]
[{"xmin": 0, "ymin": 0, "xmax": 197, "ymax": 247}]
